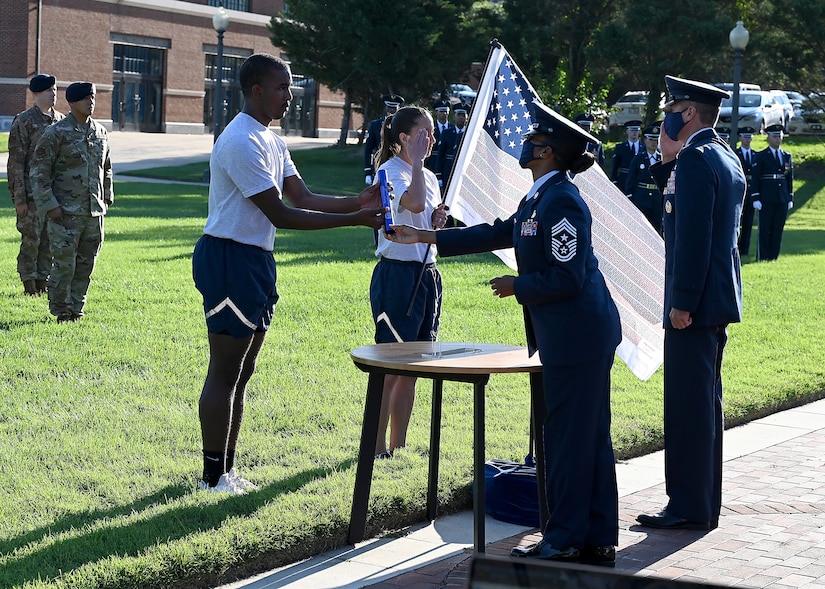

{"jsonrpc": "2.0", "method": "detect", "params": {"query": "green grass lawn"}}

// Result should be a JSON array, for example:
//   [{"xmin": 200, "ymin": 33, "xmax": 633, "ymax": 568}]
[{"xmin": 0, "ymin": 138, "xmax": 824, "ymax": 589}]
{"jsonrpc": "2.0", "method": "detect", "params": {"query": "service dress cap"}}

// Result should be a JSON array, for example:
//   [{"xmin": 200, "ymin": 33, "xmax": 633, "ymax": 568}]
[
  {"xmin": 664, "ymin": 75, "xmax": 730, "ymax": 107},
  {"xmin": 382, "ymin": 93, "xmax": 404, "ymax": 108},
  {"xmin": 29, "ymin": 74, "xmax": 56, "ymax": 93},
  {"xmin": 738, "ymin": 126, "xmax": 755, "ymax": 137},
  {"xmin": 642, "ymin": 125, "xmax": 660, "ymax": 139},
  {"xmin": 625, "ymin": 119, "xmax": 643, "ymax": 130},
  {"xmin": 433, "ymin": 99, "xmax": 451, "ymax": 112},
  {"xmin": 523, "ymin": 101, "xmax": 598, "ymax": 149},
  {"xmin": 66, "ymin": 82, "xmax": 95, "ymax": 103},
  {"xmin": 765, "ymin": 124, "xmax": 784, "ymax": 135},
  {"xmin": 574, "ymin": 112, "xmax": 595, "ymax": 129},
  {"xmin": 453, "ymin": 101, "xmax": 471, "ymax": 115}
]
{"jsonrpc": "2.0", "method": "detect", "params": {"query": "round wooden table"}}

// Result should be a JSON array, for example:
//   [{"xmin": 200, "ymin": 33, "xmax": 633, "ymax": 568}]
[{"xmin": 348, "ymin": 342, "xmax": 545, "ymax": 554}]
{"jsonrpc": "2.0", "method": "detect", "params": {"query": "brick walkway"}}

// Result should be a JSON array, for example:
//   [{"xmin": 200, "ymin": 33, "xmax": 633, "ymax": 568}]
[{"xmin": 369, "ymin": 426, "xmax": 825, "ymax": 589}]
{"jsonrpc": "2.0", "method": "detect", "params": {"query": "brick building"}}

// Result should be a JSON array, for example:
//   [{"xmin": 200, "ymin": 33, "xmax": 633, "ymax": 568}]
[{"xmin": 0, "ymin": 0, "xmax": 362, "ymax": 137}]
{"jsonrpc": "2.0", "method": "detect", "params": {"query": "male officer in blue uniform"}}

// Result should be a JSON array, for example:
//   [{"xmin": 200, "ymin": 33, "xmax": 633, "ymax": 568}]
[
  {"xmin": 637, "ymin": 75, "xmax": 745, "ymax": 531},
  {"xmin": 734, "ymin": 127, "xmax": 757, "ymax": 256},
  {"xmin": 752, "ymin": 124, "xmax": 793, "ymax": 261},
  {"xmin": 610, "ymin": 119, "xmax": 642, "ymax": 189},
  {"xmin": 427, "ymin": 99, "xmax": 454, "ymax": 173},
  {"xmin": 435, "ymin": 101, "xmax": 469, "ymax": 188},
  {"xmin": 624, "ymin": 124, "xmax": 663, "ymax": 233},
  {"xmin": 574, "ymin": 113, "xmax": 605, "ymax": 167},
  {"xmin": 363, "ymin": 93, "xmax": 404, "ymax": 184}
]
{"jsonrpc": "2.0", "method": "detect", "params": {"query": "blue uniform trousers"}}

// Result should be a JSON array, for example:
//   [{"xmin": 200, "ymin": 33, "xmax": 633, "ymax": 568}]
[
  {"xmin": 663, "ymin": 325, "xmax": 726, "ymax": 523},
  {"xmin": 757, "ymin": 202, "xmax": 787, "ymax": 261},
  {"xmin": 541, "ymin": 352, "xmax": 618, "ymax": 548}
]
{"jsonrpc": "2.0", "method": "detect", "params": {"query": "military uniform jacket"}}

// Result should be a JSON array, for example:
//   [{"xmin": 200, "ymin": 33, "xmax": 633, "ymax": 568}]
[
  {"xmin": 625, "ymin": 151, "xmax": 661, "ymax": 203},
  {"xmin": 735, "ymin": 147, "xmax": 757, "ymax": 203},
  {"xmin": 7, "ymin": 105, "xmax": 64, "ymax": 206},
  {"xmin": 437, "ymin": 172, "xmax": 621, "ymax": 365},
  {"xmin": 30, "ymin": 113, "xmax": 113, "ymax": 217},
  {"xmin": 363, "ymin": 117, "xmax": 384, "ymax": 176},
  {"xmin": 611, "ymin": 141, "xmax": 641, "ymax": 187},
  {"xmin": 436, "ymin": 125, "xmax": 465, "ymax": 186},
  {"xmin": 428, "ymin": 121, "xmax": 456, "ymax": 172},
  {"xmin": 752, "ymin": 147, "xmax": 793, "ymax": 205},
  {"xmin": 650, "ymin": 129, "xmax": 745, "ymax": 329}
]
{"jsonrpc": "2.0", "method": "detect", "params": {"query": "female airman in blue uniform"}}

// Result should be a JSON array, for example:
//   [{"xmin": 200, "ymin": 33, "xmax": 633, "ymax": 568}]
[{"xmin": 388, "ymin": 101, "xmax": 622, "ymax": 566}]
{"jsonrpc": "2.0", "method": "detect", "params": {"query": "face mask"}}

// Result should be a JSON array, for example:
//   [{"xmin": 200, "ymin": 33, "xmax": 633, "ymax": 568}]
[
  {"xmin": 662, "ymin": 110, "xmax": 686, "ymax": 141},
  {"xmin": 518, "ymin": 141, "xmax": 542, "ymax": 168}
]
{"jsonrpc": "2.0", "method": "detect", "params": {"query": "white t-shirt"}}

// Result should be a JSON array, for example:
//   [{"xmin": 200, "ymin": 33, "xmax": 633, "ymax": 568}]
[
  {"xmin": 374, "ymin": 156, "xmax": 441, "ymax": 263},
  {"xmin": 203, "ymin": 112, "xmax": 300, "ymax": 251}
]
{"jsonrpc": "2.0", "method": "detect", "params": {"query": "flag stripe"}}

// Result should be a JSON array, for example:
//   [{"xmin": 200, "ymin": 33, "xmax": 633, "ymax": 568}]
[{"xmin": 443, "ymin": 42, "xmax": 665, "ymax": 381}]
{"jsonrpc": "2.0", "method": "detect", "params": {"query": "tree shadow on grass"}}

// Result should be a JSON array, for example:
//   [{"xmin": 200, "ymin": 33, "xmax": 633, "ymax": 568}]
[{"xmin": 0, "ymin": 459, "xmax": 355, "ymax": 588}]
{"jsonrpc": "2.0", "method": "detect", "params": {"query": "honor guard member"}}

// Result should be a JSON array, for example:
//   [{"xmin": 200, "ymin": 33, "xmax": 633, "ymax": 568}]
[
  {"xmin": 427, "ymin": 99, "xmax": 454, "ymax": 173},
  {"xmin": 751, "ymin": 124, "xmax": 793, "ymax": 261},
  {"xmin": 435, "ymin": 101, "xmax": 469, "ymax": 188},
  {"xmin": 624, "ymin": 124, "xmax": 663, "ymax": 233},
  {"xmin": 574, "ymin": 113, "xmax": 605, "ymax": 167},
  {"xmin": 610, "ymin": 119, "xmax": 642, "ymax": 189},
  {"xmin": 734, "ymin": 127, "xmax": 757, "ymax": 256},
  {"xmin": 638, "ymin": 75, "xmax": 745, "ymax": 531},
  {"xmin": 363, "ymin": 93, "xmax": 404, "ymax": 185},
  {"xmin": 31, "ymin": 82, "xmax": 113, "ymax": 323},
  {"xmin": 7, "ymin": 73, "xmax": 64, "ymax": 296},
  {"xmin": 387, "ymin": 101, "xmax": 622, "ymax": 566}
]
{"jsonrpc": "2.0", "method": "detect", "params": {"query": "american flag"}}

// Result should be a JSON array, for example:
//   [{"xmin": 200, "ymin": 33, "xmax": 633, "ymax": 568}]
[{"xmin": 444, "ymin": 42, "xmax": 665, "ymax": 381}]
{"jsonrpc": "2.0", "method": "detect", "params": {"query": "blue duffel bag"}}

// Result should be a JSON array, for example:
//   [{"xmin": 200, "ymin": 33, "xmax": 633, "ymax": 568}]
[{"xmin": 484, "ymin": 456, "xmax": 540, "ymax": 527}]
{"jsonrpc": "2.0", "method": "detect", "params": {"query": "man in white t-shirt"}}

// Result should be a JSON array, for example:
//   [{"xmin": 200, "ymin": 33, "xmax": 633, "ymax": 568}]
[{"xmin": 192, "ymin": 53, "xmax": 385, "ymax": 493}]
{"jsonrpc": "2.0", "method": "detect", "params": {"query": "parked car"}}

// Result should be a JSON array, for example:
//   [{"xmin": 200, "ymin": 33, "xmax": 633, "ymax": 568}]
[
  {"xmin": 432, "ymin": 83, "xmax": 477, "ymax": 105},
  {"xmin": 770, "ymin": 90, "xmax": 795, "ymax": 127},
  {"xmin": 717, "ymin": 91, "xmax": 785, "ymax": 133},
  {"xmin": 608, "ymin": 91, "xmax": 664, "ymax": 127},
  {"xmin": 785, "ymin": 91, "xmax": 807, "ymax": 110},
  {"xmin": 786, "ymin": 94, "xmax": 825, "ymax": 135},
  {"xmin": 713, "ymin": 82, "xmax": 761, "ymax": 92}
]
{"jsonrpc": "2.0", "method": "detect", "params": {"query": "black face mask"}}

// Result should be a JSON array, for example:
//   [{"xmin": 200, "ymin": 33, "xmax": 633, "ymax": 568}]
[{"xmin": 519, "ymin": 140, "xmax": 546, "ymax": 168}]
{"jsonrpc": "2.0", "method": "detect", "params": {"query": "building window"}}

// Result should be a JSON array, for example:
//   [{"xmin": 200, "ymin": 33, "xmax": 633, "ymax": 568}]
[
  {"xmin": 207, "ymin": 0, "xmax": 249, "ymax": 12},
  {"xmin": 113, "ymin": 45, "xmax": 164, "ymax": 76}
]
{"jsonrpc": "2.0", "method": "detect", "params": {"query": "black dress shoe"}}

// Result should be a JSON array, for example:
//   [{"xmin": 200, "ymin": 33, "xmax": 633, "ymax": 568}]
[
  {"xmin": 636, "ymin": 510, "xmax": 713, "ymax": 530},
  {"xmin": 580, "ymin": 545, "xmax": 616, "ymax": 567},
  {"xmin": 510, "ymin": 539, "xmax": 580, "ymax": 561}
]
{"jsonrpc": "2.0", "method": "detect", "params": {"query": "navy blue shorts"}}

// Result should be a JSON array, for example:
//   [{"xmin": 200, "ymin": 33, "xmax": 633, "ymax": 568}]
[
  {"xmin": 192, "ymin": 235, "xmax": 279, "ymax": 339},
  {"xmin": 370, "ymin": 257, "xmax": 442, "ymax": 343}
]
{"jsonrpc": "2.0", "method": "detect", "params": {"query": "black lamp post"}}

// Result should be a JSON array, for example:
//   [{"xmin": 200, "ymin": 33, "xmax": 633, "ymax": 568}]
[
  {"xmin": 729, "ymin": 20, "xmax": 750, "ymax": 147},
  {"xmin": 212, "ymin": 5, "xmax": 229, "ymax": 143}
]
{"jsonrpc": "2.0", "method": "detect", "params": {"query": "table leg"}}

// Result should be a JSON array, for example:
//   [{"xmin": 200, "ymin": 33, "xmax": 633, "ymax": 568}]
[
  {"xmin": 348, "ymin": 371, "xmax": 385, "ymax": 545},
  {"xmin": 427, "ymin": 379, "xmax": 443, "ymax": 521},
  {"xmin": 530, "ymin": 371, "xmax": 549, "ymax": 531},
  {"xmin": 473, "ymin": 381, "xmax": 485, "ymax": 554}
]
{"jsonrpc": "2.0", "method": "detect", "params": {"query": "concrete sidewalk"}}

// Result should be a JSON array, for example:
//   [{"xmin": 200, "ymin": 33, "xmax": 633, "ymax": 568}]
[{"xmin": 217, "ymin": 398, "xmax": 825, "ymax": 589}]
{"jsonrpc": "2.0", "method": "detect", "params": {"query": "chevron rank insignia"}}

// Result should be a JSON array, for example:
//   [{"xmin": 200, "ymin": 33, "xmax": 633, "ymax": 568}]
[{"xmin": 551, "ymin": 218, "xmax": 577, "ymax": 262}]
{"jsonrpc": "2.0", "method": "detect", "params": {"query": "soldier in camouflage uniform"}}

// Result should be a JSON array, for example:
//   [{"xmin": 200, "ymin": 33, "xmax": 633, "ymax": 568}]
[
  {"xmin": 7, "ymin": 74, "xmax": 64, "ymax": 296},
  {"xmin": 31, "ymin": 82, "xmax": 113, "ymax": 323}
]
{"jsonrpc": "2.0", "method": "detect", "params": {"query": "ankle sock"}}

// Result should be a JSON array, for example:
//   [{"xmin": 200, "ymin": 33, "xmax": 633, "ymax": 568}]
[{"xmin": 202, "ymin": 450, "xmax": 225, "ymax": 486}]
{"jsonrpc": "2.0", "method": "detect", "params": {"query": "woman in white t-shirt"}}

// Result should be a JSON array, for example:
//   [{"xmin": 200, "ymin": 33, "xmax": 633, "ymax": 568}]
[{"xmin": 369, "ymin": 106, "xmax": 448, "ymax": 459}]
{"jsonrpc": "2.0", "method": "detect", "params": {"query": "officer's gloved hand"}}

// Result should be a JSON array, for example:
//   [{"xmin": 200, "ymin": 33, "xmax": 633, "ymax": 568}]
[
  {"xmin": 365, "ymin": 175, "xmax": 373, "ymax": 185},
  {"xmin": 753, "ymin": 200, "xmax": 762, "ymax": 211},
  {"xmin": 788, "ymin": 201, "xmax": 794, "ymax": 210}
]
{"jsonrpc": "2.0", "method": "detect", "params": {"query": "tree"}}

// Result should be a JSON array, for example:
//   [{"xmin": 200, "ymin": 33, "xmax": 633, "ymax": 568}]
[
  {"xmin": 498, "ymin": 0, "xmax": 619, "ymax": 118},
  {"xmin": 268, "ymin": 0, "xmax": 501, "ymax": 145},
  {"xmin": 588, "ymin": 0, "xmax": 742, "ymax": 124}
]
